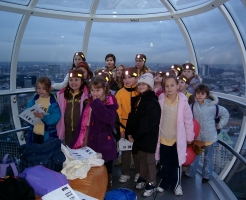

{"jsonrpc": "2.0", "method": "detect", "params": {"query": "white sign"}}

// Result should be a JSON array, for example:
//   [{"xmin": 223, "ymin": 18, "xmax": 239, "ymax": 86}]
[
  {"xmin": 19, "ymin": 104, "xmax": 49, "ymax": 125},
  {"xmin": 41, "ymin": 184, "xmax": 97, "ymax": 200},
  {"xmin": 119, "ymin": 138, "xmax": 133, "ymax": 151},
  {"xmin": 66, "ymin": 146, "xmax": 96, "ymax": 160}
]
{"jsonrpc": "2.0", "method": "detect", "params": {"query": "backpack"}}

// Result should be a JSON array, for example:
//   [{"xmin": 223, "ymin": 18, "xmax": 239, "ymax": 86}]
[
  {"xmin": 105, "ymin": 188, "xmax": 137, "ymax": 200},
  {"xmin": 191, "ymin": 103, "xmax": 220, "ymax": 134}
]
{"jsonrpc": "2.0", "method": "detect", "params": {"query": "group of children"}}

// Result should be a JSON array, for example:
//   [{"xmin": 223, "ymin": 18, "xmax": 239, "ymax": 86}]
[{"xmin": 26, "ymin": 52, "xmax": 229, "ymax": 197}]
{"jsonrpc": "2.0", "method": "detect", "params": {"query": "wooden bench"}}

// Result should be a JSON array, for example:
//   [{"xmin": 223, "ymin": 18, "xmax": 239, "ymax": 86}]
[{"xmin": 36, "ymin": 165, "xmax": 108, "ymax": 200}]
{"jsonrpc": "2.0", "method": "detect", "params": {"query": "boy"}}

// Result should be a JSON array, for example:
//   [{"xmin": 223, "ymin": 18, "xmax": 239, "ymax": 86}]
[
  {"xmin": 115, "ymin": 67, "xmax": 139, "ymax": 183},
  {"xmin": 178, "ymin": 75, "xmax": 194, "ymax": 105}
]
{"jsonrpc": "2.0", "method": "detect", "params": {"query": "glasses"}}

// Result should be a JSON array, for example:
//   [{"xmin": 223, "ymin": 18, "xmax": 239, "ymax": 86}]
[{"xmin": 137, "ymin": 83, "xmax": 147, "ymax": 87}]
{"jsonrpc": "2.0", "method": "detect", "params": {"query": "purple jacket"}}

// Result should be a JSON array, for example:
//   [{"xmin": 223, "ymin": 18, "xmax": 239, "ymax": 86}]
[{"xmin": 71, "ymin": 95, "xmax": 118, "ymax": 162}]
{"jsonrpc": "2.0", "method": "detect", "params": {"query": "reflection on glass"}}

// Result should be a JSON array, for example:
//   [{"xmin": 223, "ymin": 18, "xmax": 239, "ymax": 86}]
[
  {"xmin": 36, "ymin": 0, "xmax": 93, "ymax": 13},
  {"xmin": 225, "ymin": 1, "xmax": 246, "ymax": 49},
  {"xmin": 96, "ymin": 0, "xmax": 167, "ymax": 14},
  {"xmin": 0, "ymin": 11, "xmax": 22, "ymax": 91},
  {"xmin": 18, "ymin": 16, "xmax": 86, "ymax": 88},
  {"xmin": 168, "ymin": 0, "xmax": 210, "ymax": 10},
  {"xmin": 224, "ymin": 153, "xmax": 246, "ymax": 200},
  {"xmin": 0, "ymin": 0, "xmax": 30, "ymax": 6},
  {"xmin": 88, "ymin": 21, "xmax": 189, "ymax": 71},
  {"xmin": 183, "ymin": 9, "xmax": 245, "ymax": 97}
]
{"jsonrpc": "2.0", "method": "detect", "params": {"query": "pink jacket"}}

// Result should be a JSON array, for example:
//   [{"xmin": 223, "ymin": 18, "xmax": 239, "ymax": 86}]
[
  {"xmin": 155, "ymin": 92, "xmax": 194, "ymax": 166},
  {"xmin": 56, "ymin": 86, "xmax": 88, "ymax": 140}
]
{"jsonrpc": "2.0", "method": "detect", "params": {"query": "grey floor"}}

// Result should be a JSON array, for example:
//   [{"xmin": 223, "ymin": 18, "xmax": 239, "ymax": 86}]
[{"xmin": 111, "ymin": 165, "xmax": 219, "ymax": 200}]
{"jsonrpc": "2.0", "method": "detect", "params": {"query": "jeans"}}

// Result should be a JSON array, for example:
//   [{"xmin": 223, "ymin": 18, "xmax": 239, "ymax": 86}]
[{"xmin": 186, "ymin": 143, "xmax": 214, "ymax": 179}]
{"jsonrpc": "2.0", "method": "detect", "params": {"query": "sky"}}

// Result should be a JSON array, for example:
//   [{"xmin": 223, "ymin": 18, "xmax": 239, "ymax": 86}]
[{"xmin": 0, "ymin": 0, "xmax": 245, "ymax": 67}]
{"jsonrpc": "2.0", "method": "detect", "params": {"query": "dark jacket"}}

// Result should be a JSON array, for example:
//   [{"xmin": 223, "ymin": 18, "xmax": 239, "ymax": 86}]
[{"xmin": 126, "ymin": 90, "xmax": 161, "ymax": 154}]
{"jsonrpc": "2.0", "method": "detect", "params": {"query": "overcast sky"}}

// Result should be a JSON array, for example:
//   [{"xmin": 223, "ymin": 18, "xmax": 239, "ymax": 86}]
[{"xmin": 0, "ymin": 0, "xmax": 245, "ymax": 67}]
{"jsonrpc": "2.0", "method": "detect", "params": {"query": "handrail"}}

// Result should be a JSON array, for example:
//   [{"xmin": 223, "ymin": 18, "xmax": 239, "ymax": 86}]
[
  {"xmin": 217, "ymin": 139, "xmax": 246, "ymax": 166},
  {"xmin": 0, "ymin": 126, "xmax": 29, "ymax": 135}
]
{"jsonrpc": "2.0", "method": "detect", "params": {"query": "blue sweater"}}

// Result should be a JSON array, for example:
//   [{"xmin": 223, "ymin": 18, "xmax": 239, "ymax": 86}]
[{"xmin": 26, "ymin": 93, "xmax": 61, "ymax": 142}]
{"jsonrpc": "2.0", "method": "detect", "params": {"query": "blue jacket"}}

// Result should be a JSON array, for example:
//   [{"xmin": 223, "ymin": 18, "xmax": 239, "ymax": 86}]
[{"xmin": 26, "ymin": 93, "xmax": 61, "ymax": 142}]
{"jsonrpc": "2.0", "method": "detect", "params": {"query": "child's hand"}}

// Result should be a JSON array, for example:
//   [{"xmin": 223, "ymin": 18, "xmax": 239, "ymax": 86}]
[
  {"xmin": 128, "ymin": 135, "xmax": 134, "ymax": 143},
  {"xmin": 187, "ymin": 140, "xmax": 193, "ymax": 145},
  {"xmin": 120, "ymin": 131, "xmax": 125, "ymax": 138},
  {"xmin": 33, "ymin": 111, "xmax": 44, "ymax": 119}
]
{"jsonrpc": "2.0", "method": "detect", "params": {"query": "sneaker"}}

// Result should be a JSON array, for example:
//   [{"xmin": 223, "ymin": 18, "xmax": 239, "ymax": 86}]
[
  {"xmin": 143, "ymin": 182, "xmax": 156, "ymax": 197},
  {"xmin": 202, "ymin": 178, "xmax": 209, "ymax": 183},
  {"xmin": 156, "ymin": 186, "xmax": 164, "ymax": 193},
  {"xmin": 119, "ymin": 175, "xmax": 130, "ymax": 183},
  {"xmin": 136, "ymin": 182, "xmax": 146, "ymax": 189},
  {"xmin": 174, "ymin": 185, "xmax": 183, "ymax": 196},
  {"xmin": 114, "ymin": 156, "xmax": 122, "ymax": 165},
  {"xmin": 134, "ymin": 173, "xmax": 140, "ymax": 182}
]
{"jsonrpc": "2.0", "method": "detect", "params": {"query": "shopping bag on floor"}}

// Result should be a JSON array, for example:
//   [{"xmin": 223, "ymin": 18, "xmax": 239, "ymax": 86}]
[
  {"xmin": 0, "ymin": 154, "xmax": 19, "ymax": 177},
  {"xmin": 105, "ymin": 188, "xmax": 137, "ymax": 200}
]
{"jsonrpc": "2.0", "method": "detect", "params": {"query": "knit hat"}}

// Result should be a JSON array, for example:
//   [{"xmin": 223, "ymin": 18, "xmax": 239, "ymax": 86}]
[
  {"xmin": 73, "ymin": 52, "xmax": 86, "ymax": 61},
  {"xmin": 170, "ymin": 64, "xmax": 182, "ymax": 76},
  {"xmin": 69, "ymin": 68, "xmax": 83, "ymax": 78},
  {"xmin": 135, "ymin": 54, "xmax": 147, "ymax": 62},
  {"xmin": 182, "ymin": 63, "xmax": 195, "ymax": 71},
  {"xmin": 77, "ymin": 61, "xmax": 90, "ymax": 69},
  {"xmin": 123, "ymin": 67, "xmax": 138, "ymax": 77},
  {"xmin": 138, "ymin": 73, "xmax": 154, "ymax": 89},
  {"xmin": 178, "ymin": 75, "xmax": 190, "ymax": 85}
]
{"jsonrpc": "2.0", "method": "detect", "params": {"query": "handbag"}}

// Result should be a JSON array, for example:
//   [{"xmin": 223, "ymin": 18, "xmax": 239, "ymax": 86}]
[
  {"xmin": 0, "ymin": 154, "xmax": 19, "ymax": 177},
  {"xmin": 19, "ymin": 137, "xmax": 65, "ymax": 172},
  {"xmin": 0, "ymin": 176, "xmax": 35, "ymax": 200},
  {"xmin": 19, "ymin": 165, "xmax": 69, "ymax": 197}
]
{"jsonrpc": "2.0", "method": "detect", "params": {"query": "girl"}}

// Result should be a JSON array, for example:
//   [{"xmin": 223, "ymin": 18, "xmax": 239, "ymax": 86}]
[
  {"xmin": 77, "ymin": 61, "xmax": 94, "ymax": 82},
  {"xmin": 105, "ymin": 53, "xmax": 116, "ymax": 72},
  {"xmin": 178, "ymin": 74, "xmax": 194, "ymax": 105},
  {"xmin": 52, "ymin": 52, "xmax": 86, "ymax": 90},
  {"xmin": 156, "ymin": 74, "xmax": 194, "ymax": 196},
  {"xmin": 153, "ymin": 71, "xmax": 164, "ymax": 97},
  {"xmin": 26, "ymin": 77, "xmax": 61, "ymax": 144},
  {"xmin": 182, "ymin": 63, "xmax": 201, "ymax": 94},
  {"xmin": 70, "ymin": 75, "xmax": 118, "ymax": 191},
  {"xmin": 170, "ymin": 64, "xmax": 183, "ymax": 77},
  {"xmin": 135, "ymin": 54, "xmax": 149, "ymax": 76},
  {"xmin": 56, "ymin": 68, "xmax": 88, "ymax": 145},
  {"xmin": 185, "ymin": 84, "xmax": 229, "ymax": 183},
  {"xmin": 127, "ymin": 73, "xmax": 161, "ymax": 197},
  {"xmin": 115, "ymin": 64, "xmax": 126, "ymax": 89}
]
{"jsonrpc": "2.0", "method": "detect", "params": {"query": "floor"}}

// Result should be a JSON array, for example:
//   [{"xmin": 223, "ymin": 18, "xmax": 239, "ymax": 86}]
[{"xmin": 111, "ymin": 165, "xmax": 219, "ymax": 200}]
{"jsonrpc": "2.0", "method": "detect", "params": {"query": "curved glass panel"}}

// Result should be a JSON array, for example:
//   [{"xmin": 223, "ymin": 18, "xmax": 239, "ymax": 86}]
[
  {"xmin": 36, "ymin": 0, "xmax": 93, "ymax": 13},
  {"xmin": 224, "ymin": 145, "xmax": 246, "ymax": 200},
  {"xmin": 88, "ymin": 21, "xmax": 189, "ymax": 71},
  {"xmin": 168, "ymin": 0, "xmax": 210, "ymax": 10},
  {"xmin": 0, "ymin": 0, "xmax": 30, "ymax": 6},
  {"xmin": 96, "ymin": 0, "xmax": 167, "ymax": 15},
  {"xmin": 225, "ymin": 1, "xmax": 246, "ymax": 48},
  {"xmin": 18, "ymin": 16, "xmax": 86, "ymax": 88},
  {"xmin": 0, "ymin": 11, "xmax": 22, "ymax": 91},
  {"xmin": 182, "ymin": 9, "xmax": 245, "ymax": 97}
]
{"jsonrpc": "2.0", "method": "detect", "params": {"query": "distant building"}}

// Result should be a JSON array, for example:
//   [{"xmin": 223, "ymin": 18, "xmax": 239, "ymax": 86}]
[
  {"xmin": 201, "ymin": 64, "xmax": 209, "ymax": 76},
  {"xmin": 48, "ymin": 65, "xmax": 60, "ymax": 75}
]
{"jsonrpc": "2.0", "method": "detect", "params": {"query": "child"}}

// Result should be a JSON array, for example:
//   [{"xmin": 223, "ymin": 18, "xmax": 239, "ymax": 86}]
[
  {"xmin": 170, "ymin": 64, "xmax": 183, "ymax": 77},
  {"xmin": 52, "ymin": 52, "xmax": 86, "ymax": 90},
  {"xmin": 26, "ymin": 77, "xmax": 61, "ymax": 144},
  {"xmin": 178, "ymin": 75, "xmax": 194, "ymax": 104},
  {"xmin": 77, "ymin": 61, "xmax": 94, "ymax": 82},
  {"xmin": 71, "ymin": 75, "xmax": 118, "ymax": 191},
  {"xmin": 135, "ymin": 54, "xmax": 149, "ymax": 76},
  {"xmin": 115, "ymin": 64, "xmax": 126, "ymax": 90},
  {"xmin": 182, "ymin": 63, "xmax": 201, "ymax": 94},
  {"xmin": 115, "ymin": 67, "xmax": 140, "ymax": 183},
  {"xmin": 56, "ymin": 68, "xmax": 88, "ymax": 145},
  {"xmin": 185, "ymin": 84, "xmax": 229, "ymax": 183},
  {"xmin": 105, "ymin": 53, "xmax": 116, "ymax": 72},
  {"xmin": 127, "ymin": 73, "xmax": 161, "ymax": 197},
  {"xmin": 153, "ymin": 71, "xmax": 164, "ymax": 97},
  {"xmin": 156, "ymin": 74, "xmax": 194, "ymax": 196}
]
